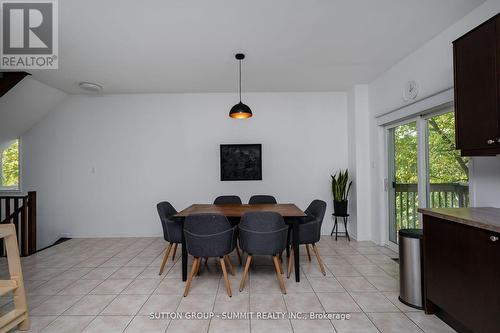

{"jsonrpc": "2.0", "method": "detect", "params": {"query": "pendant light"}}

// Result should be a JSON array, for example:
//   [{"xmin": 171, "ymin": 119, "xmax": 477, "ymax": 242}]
[{"xmin": 229, "ymin": 53, "xmax": 252, "ymax": 119}]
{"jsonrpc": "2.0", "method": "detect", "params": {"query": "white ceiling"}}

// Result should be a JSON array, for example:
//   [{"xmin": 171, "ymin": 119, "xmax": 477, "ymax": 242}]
[{"xmin": 29, "ymin": 0, "xmax": 484, "ymax": 94}]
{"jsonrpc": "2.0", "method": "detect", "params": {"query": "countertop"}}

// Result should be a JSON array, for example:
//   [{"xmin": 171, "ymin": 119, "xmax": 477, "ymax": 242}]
[{"xmin": 418, "ymin": 207, "xmax": 500, "ymax": 233}]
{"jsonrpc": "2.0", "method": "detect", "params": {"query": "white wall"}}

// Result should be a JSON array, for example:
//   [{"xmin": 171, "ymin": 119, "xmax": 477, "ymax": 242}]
[
  {"xmin": 346, "ymin": 88, "xmax": 358, "ymax": 238},
  {"xmin": 367, "ymin": 0, "xmax": 500, "ymax": 244},
  {"xmin": 22, "ymin": 92, "xmax": 348, "ymax": 248},
  {"xmin": 370, "ymin": 0, "xmax": 500, "ymax": 116},
  {"xmin": 347, "ymin": 85, "xmax": 372, "ymax": 240},
  {"xmin": 471, "ymin": 157, "xmax": 500, "ymax": 207}
]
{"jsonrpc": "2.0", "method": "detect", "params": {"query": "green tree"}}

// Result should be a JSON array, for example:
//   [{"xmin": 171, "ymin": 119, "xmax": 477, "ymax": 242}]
[
  {"xmin": 394, "ymin": 112, "xmax": 469, "ymax": 184},
  {"xmin": 394, "ymin": 122, "xmax": 418, "ymax": 184},
  {"xmin": 1, "ymin": 140, "xmax": 19, "ymax": 187},
  {"xmin": 428, "ymin": 112, "xmax": 468, "ymax": 183},
  {"xmin": 392, "ymin": 112, "xmax": 469, "ymax": 236}
]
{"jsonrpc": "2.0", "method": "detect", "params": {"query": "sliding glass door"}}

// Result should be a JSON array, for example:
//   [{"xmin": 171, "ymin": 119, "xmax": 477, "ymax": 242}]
[
  {"xmin": 388, "ymin": 121, "xmax": 419, "ymax": 244},
  {"xmin": 426, "ymin": 111, "xmax": 469, "ymax": 209},
  {"xmin": 387, "ymin": 107, "xmax": 469, "ymax": 245}
]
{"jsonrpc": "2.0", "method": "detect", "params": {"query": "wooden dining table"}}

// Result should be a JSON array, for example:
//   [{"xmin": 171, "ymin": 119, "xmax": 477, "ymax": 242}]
[{"xmin": 174, "ymin": 203, "xmax": 307, "ymax": 282}]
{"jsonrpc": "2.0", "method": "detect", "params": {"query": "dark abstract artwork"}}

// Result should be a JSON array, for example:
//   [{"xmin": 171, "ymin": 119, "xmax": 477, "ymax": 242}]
[{"xmin": 220, "ymin": 144, "xmax": 262, "ymax": 181}]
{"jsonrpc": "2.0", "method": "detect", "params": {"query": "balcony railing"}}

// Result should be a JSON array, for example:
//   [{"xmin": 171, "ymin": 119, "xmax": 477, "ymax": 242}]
[{"xmin": 394, "ymin": 183, "xmax": 469, "ymax": 231}]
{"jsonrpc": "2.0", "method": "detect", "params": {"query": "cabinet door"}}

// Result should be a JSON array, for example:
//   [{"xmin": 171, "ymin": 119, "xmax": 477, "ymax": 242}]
[
  {"xmin": 424, "ymin": 217, "xmax": 500, "ymax": 332},
  {"xmin": 496, "ymin": 16, "xmax": 500, "ymax": 141},
  {"xmin": 454, "ymin": 18, "xmax": 499, "ymax": 151}
]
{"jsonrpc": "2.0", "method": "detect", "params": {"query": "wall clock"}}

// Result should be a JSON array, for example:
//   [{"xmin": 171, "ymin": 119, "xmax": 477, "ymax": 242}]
[{"xmin": 403, "ymin": 80, "xmax": 419, "ymax": 101}]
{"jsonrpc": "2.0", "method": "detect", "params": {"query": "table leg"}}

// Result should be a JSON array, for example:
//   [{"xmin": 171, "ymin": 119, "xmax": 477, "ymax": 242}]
[
  {"xmin": 286, "ymin": 227, "xmax": 291, "ymax": 258},
  {"xmin": 181, "ymin": 219, "xmax": 187, "ymax": 281},
  {"xmin": 292, "ymin": 219, "xmax": 300, "ymax": 282}
]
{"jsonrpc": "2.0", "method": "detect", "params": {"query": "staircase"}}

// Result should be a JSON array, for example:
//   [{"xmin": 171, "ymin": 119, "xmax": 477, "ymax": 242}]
[{"xmin": 0, "ymin": 191, "xmax": 37, "ymax": 257}]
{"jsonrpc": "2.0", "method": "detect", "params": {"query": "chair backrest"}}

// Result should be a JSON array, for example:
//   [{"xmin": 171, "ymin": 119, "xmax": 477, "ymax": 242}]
[
  {"xmin": 184, "ymin": 213, "xmax": 231, "ymax": 235},
  {"xmin": 214, "ymin": 195, "xmax": 242, "ymax": 204},
  {"xmin": 156, "ymin": 201, "xmax": 182, "ymax": 243},
  {"xmin": 238, "ymin": 211, "xmax": 288, "ymax": 255},
  {"xmin": 303, "ymin": 199, "xmax": 327, "ymax": 242},
  {"xmin": 248, "ymin": 195, "xmax": 277, "ymax": 204},
  {"xmin": 305, "ymin": 199, "xmax": 327, "ymax": 223},
  {"xmin": 184, "ymin": 213, "xmax": 236, "ymax": 257}
]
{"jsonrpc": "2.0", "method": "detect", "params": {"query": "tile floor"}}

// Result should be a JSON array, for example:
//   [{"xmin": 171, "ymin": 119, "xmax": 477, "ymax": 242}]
[{"xmin": 0, "ymin": 237, "xmax": 456, "ymax": 333}]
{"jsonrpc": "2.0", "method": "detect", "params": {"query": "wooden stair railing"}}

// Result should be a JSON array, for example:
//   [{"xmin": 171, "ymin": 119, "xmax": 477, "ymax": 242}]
[
  {"xmin": 0, "ymin": 224, "xmax": 30, "ymax": 332},
  {"xmin": 0, "ymin": 192, "xmax": 36, "ymax": 257}
]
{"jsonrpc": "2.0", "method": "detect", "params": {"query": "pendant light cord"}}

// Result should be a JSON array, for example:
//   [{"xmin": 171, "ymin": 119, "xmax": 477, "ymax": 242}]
[{"xmin": 239, "ymin": 59, "xmax": 242, "ymax": 102}]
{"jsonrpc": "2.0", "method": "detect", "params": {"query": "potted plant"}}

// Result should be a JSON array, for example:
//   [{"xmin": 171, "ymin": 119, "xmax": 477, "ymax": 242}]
[{"xmin": 331, "ymin": 169, "xmax": 352, "ymax": 216}]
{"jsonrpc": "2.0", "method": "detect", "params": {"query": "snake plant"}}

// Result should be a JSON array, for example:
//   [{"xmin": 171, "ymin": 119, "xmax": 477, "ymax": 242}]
[{"xmin": 330, "ymin": 169, "xmax": 352, "ymax": 202}]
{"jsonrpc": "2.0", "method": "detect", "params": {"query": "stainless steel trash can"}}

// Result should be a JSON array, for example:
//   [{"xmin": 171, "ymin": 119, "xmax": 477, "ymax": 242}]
[{"xmin": 398, "ymin": 228, "xmax": 423, "ymax": 309}]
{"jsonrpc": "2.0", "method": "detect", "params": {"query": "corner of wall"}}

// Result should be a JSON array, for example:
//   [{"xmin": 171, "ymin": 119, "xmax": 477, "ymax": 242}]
[{"xmin": 346, "ymin": 85, "xmax": 373, "ymax": 241}]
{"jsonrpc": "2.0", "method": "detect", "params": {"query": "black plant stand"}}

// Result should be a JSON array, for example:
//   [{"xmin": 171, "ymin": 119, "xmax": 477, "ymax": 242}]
[{"xmin": 331, "ymin": 213, "xmax": 350, "ymax": 241}]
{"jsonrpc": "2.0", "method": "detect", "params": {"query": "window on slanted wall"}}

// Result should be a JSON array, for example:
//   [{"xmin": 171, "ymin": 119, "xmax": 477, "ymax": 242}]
[{"xmin": 0, "ymin": 139, "xmax": 20, "ymax": 191}]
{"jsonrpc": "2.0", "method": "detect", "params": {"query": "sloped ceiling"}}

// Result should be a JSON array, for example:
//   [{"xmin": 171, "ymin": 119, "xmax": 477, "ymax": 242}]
[{"xmin": 0, "ymin": 78, "xmax": 67, "ymax": 145}]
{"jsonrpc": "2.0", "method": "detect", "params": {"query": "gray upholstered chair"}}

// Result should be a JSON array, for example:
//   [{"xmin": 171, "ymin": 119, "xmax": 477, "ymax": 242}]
[
  {"xmin": 157, "ymin": 201, "xmax": 182, "ymax": 275},
  {"xmin": 238, "ymin": 211, "xmax": 288, "ymax": 294},
  {"xmin": 183, "ymin": 213, "xmax": 237, "ymax": 297},
  {"xmin": 248, "ymin": 195, "xmax": 277, "ymax": 204},
  {"xmin": 287, "ymin": 199, "xmax": 327, "ymax": 277},
  {"xmin": 213, "ymin": 196, "xmax": 243, "ymax": 264},
  {"xmin": 214, "ymin": 195, "xmax": 242, "ymax": 204}
]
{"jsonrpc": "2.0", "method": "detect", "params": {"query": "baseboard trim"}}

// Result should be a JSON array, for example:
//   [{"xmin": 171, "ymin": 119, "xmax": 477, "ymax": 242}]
[
  {"xmin": 63, "ymin": 233, "xmax": 358, "ymax": 240},
  {"xmin": 58, "ymin": 234, "xmax": 161, "ymax": 239},
  {"xmin": 35, "ymin": 237, "xmax": 72, "ymax": 253}
]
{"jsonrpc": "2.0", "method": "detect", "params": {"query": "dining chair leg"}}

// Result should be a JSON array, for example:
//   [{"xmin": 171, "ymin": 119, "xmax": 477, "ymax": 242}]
[
  {"xmin": 172, "ymin": 243, "xmax": 178, "ymax": 261},
  {"xmin": 183, "ymin": 257, "xmax": 199, "ymax": 297},
  {"xmin": 220, "ymin": 257, "xmax": 232, "ymax": 297},
  {"xmin": 239, "ymin": 255, "xmax": 252, "ymax": 292},
  {"xmin": 235, "ymin": 246, "xmax": 242, "ymax": 265},
  {"xmin": 204, "ymin": 257, "xmax": 208, "ymax": 265},
  {"xmin": 287, "ymin": 248, "xmax": 293, "ymax": 278},
  {"xmin": 159, "ymin": 243, "xmax": 173, "ymax": 275},
  {"xmin": 305, "ymin": 244, "xmax": 312, "ymax": 262},
  {"xmin": 272, "ymin": 255, "xmax": 287, "ymax": 294},
  {"xmin": 225, "ymin": 255, "xmax": 235, "ymax": 276},
  {"xmin": 278, "ymin": 255, "xmax": 283, "ymax": 274},
  {"xmin": 193, "ymin": 256, "xmax": 201, "ymax": 277},
  {"xmin": 312, "ymin": 244, "xmax": 326, "ymax": 276}
]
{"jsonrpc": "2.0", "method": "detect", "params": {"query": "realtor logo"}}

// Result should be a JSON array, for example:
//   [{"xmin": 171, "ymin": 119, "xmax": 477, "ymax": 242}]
[{"xmin": 1, "ymin": 0, "xmax": 58, "ymax": 69}]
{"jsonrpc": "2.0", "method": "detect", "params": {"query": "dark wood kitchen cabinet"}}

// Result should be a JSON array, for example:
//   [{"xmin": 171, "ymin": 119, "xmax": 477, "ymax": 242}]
[
  {"xmin": 453, "ymin": 13, "xmax": 500, "ymax": 156},
  {"xmin": 419, "ymin": 208, "xmax": 500, "ymax": 333}
]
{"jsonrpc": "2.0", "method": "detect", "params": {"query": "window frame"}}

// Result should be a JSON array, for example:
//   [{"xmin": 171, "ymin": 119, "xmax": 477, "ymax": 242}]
[
  {"xmin": 384, "ymin": 102, "xmax": 471, "ymax": 249},
  {"xmin": 0, "ymin": 137, "xmax": 22, "ymax": 193}
]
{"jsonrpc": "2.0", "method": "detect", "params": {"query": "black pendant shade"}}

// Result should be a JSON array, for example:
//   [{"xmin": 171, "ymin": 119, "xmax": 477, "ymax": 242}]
[
  {"xmin": 229, "ymin": 53, "xmax": 252, "ymax": 119},
  {"xmin": 229, "ymin": 102, "xmax": 252, "ymax": 119}
]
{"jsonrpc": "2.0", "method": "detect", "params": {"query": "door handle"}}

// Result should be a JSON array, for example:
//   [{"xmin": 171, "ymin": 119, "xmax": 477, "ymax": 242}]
[
  {"xmin": 487, "ymin": 139, "xmax": 495, "ymax": 145},
  {"xmin": 491, "ymin": 236, "xmax": 499, "ymax": 242}
]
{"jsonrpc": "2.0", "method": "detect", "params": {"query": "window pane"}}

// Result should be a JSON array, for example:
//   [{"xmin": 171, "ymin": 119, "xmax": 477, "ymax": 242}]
[
  {"xmin": 1, "ymin": 139, "xmax": 20, "ymax": 189},
  {"xmin": 390, "ymin": 121, "xmax": 419, "ymax": 244},
  {"xmin": 427, "ymin": 112, "xmax": 469, "ymax": 208}
]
